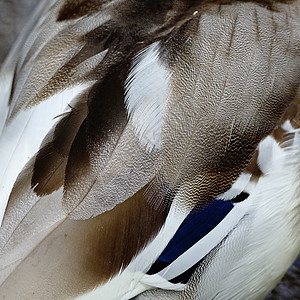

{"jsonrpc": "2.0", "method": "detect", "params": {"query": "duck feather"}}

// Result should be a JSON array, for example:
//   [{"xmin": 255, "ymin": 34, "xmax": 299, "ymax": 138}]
[{"xmin": 0, "ymin": 0, "xmax": 299, "ymax": 299}]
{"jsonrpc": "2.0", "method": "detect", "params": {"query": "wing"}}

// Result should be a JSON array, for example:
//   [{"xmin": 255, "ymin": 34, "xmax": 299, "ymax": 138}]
[
  {"xmin": 133, "ymin": 91, "xmax": 300, "ymax": 300},
  {"xmin": 0, "ymin": 0, "xmax": 300, "ymax": 299}
]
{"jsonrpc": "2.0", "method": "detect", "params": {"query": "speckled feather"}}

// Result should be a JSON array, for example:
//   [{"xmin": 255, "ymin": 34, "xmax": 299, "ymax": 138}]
[{"xmin": 0, "ymin": 0, "xmax": 299, "ymax": 299}]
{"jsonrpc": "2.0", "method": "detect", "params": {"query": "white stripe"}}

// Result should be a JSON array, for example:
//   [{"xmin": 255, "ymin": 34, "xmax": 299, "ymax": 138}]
[
  {"xmin": 141, "ymin": 274, "xmax": 185, "ymax": 291},
  {"xmin": 120, "ymin": 274, "xmax": 185, "ymax": 300},
  {"xmin": 157, "ymin": 203, "xmax": 247, "ymax": 280},
  {"xmin": 218, "ymin": 173, "xmax": 251, "ymax": 200},
  {"xmin": 0, "ymin": 70, "xmax": 13, "ymax": 135}
]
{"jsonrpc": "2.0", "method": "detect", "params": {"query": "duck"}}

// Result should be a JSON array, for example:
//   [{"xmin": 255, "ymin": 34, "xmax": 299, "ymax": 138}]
[{"xmin": 0, "ymin": 0, "xmax": 299, "ymax": 299}]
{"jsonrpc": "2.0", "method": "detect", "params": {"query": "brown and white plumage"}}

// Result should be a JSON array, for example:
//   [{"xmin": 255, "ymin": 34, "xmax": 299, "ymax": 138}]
[{"xmin": 0, "ymin": 0, "xmax": 299, "ymax": 299}]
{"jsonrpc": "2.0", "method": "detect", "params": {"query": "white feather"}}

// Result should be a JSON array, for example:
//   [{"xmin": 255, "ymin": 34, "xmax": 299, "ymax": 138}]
[
  {"xmin": 257, "ymin": 135, "xmax": 285, "ymax": 174},
  {"xmin": 0, "ymin": 69, "xmax": 14, "ymax": 136},
  {"xmin": 125, "ymin": 42, "xmax": 171, "ymax": 151},
  {"xmin": 281, "ymin": 120, "xmax": 295, "ymax": 133}
]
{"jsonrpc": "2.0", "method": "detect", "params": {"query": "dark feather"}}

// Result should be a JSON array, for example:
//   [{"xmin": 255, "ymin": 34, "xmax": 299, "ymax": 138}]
[
  {"xmin": 62, "ymin": 70, "xmax": 129, "ymax": 215},
  {"xmin": 32, "ymin": 91, "xmax": 89, "ymax": 195}
]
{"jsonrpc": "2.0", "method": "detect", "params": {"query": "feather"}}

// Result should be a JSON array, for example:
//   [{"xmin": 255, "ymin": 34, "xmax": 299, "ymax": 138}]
[
  {"xmin": 0, "ymin": 1, "xmax": 299, "ymax": 299},
  {"xmin": 0, "ymin": 84, "xmax": 90, "ymax": 222},
  {"xmin": 0, "ymin": 1, "xmax": 57, "ymax": 135},
  {"xmin": 125, "ymin": 41, "xmax": 171, "ymax": 151},
  {"xmin": 159, "ymin": 0, "xmax": 300, "ymax": 208},
  {"xmin": 31, "ymin": 90, "xmax": 89, "ymax": 195}
]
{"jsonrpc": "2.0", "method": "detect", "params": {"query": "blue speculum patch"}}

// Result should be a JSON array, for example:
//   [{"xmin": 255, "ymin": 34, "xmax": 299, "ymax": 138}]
[{"xmin": 147, "ymin": 200, "xmax": 234, "ymax": 278}]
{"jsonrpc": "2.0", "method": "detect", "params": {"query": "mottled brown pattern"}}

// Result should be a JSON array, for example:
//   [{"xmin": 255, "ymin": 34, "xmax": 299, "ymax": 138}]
[
  {"xmin": 227, "ymin": 89, "xmax": 300, "ymax": 192},
  {"xmin": 158, "ymin": 5, "xmax": 300, "ymax": 210},
  {"xmin": 241, "ymin": 92, "xmax": 300, "ymax": 179},
  {"xmin": 280, "ymin": 92, "xmax": 300, "ymax": 128},
  {"xmin": 8, "ymin": 0, "xmax": 295, "ymax": 114}
]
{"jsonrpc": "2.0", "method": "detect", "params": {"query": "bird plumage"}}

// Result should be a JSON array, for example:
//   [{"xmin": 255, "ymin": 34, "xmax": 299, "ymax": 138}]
[{"xmin": 0, "ymin": 0, "xmax": 299, "ymax": 299}]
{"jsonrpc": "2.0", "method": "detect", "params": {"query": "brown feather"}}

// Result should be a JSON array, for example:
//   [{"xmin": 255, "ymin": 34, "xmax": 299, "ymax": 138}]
[
  {"xmin": 32, "ymin": 91, "xmax": 89, "ymax": 195},
  {"xmin": 63, "ymin": 70, "xmax": 129, "ymax": 214},
  {"xmin": 158, "ymin": 2, "xmax": 300, "ymax": 209},
  {"xmin": 0, "ymin": 185, "xmax": 167, "ymax": 299},
  {"xmin": 57, "ymin": 0, "xmax": 294, "ymax": 23}
]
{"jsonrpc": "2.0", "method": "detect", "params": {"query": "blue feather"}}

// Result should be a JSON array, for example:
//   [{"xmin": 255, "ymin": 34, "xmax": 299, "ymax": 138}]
[{"xmin": 148, "ymin": 200, "xmax": 234, "ymax": 276}]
